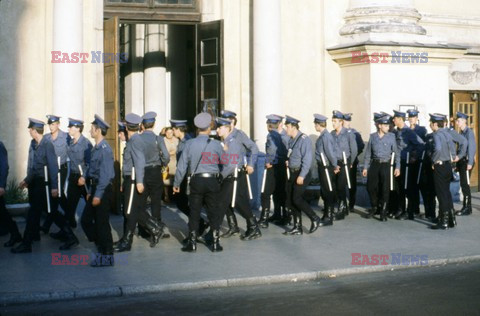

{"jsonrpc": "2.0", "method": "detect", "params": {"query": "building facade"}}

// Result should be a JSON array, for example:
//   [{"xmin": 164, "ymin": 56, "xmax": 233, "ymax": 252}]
[{"xmin": 1, "ymin": 0, "xmax": 479, "ymax": 189}]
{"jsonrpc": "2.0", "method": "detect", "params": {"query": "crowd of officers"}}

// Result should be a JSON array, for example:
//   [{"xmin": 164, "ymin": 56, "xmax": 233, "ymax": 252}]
[{"xmin": 0, "ymin": 108, "xmax": 476, "ymax": 266}]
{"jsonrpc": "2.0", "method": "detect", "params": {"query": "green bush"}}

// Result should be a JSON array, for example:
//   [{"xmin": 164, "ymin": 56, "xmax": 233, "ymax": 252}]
[{"xmin": 4, "ymin": 178, "xmax": 28, "ymax": 204}]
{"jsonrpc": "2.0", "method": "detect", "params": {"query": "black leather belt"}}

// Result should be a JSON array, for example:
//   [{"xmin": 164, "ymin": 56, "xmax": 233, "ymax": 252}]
[
  {"xmin": 145, "ymin": 165, "xmax": 161, "ymax": 169},
  {"xmin": 434, "ymin": 160, "xmax": 450, "ymax": 165},
  {"xmin": 289, "ymin": 167, "xmax": 301, "ymax": 173},
  {"xmin": 192, "ymin": 173, "xmax": 219, "ymax": 178},
  {"xmin": 373, "ymin": 159, "xmax": 390, "ymax": 163}
]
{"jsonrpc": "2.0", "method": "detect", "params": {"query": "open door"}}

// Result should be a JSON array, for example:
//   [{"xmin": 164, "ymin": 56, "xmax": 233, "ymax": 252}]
[
  {"xmin": 104, "ymin": 16, "xmax": 121, "ymax": 213},
  {"xmin": 196, "ymin": 20, "xmax": 224, "ymax": 115},
  {"xmin": 452, "ymin": 91, "xmax": 479, "ymax": 191}
]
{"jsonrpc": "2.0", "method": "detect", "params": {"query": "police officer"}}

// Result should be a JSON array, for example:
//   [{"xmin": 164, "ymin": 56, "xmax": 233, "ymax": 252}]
[
  {"xmin": 220, "ymin": 110, "xmax": 260, "ymax": 236},
  {"xmin": 405, "ymin": 109, "xmax": 429, "ymax": 216},
  {"xmin": 429, "ymin": 113, "xmax": 456, "ymax": 230},
  {"xmin": 12, "ymin": 118, "xmax": 78, "ymax": 253},
  {"xmin": 80, "ymin": 115, "xmax": 115, "ymax": 266},
  {"xmin": 1, "ymin": 140, "xmax": 22, "ymax": 247},
  {"xmin": 391, "ymin": 110, "xmax": 424, "ymax": 220},
  {"xmin": 343, "ymin": 113, "xmax": 364, "ymax": 211},
  {"xmin": 407, "ymin": 109, "xmax": 427, "ymax": 141},
  {"xmin": 173, "ymin": 113, "xmax": 224, "ymax": 252},
  {"xmin": 259, "ymin": 114, "xmax": 288, "ymax": 228},
  {"xmin": 63, "ymin": 118, "xmax": 92, "ymax": 230},
  {"xmin": 217, "ymin": 117, "xmax": 262, "ymax": 240},
  {"xmin": 314, "ymin": 114, "xmax": 339, "ymax": 227},
  {"xmin": 362, "ymin": 115, "xmax": 400, "ymax": 221},
  {"xmin": 269, "ymin": 115, "xmax": 290, "ymax": 225},
  {"xmin": 282, "ymin": 115, "xmax": 320, "ymax": 235},
  {"xmin": 114, "ymin": 113, "xmax": 164, "ymax": 252},
  {"xmin": 455, "ymin": 112, "xmax": 477, "ymax": 216},
  {"xmin": 331, "ymin": 110, "xmax": 358, "ymax": 220},
  {"xmin": 41, "ymin": 115, "xmax": 70, "ymax": 233},
  {"xmin": 140, "ymin": 111, "xmax": 170, "ymax": 224}
]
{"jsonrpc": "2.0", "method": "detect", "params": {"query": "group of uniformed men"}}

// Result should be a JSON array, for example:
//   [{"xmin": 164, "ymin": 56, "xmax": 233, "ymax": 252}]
[{"xmin": 0, "ymin": 107, "xmax": 476, "ymax": 265}]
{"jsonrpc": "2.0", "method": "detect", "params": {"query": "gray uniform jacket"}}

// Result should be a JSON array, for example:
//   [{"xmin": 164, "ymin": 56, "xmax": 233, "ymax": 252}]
[
  {"xmin": 174, "ymin": 134, "xmax": 223, "ymax": 187},
  {"xmin": 122, "ymin": 133, "xmax": 146, "ymax": 184},
  {"xmin": 287, "ymin": 132, "xmax": 312, "ymax": 179},
  {"xmin": 87, "ymin": 139, "xmax": 114, "ymax": 199},
  {"xmin": 67, "ymin": 134, "xmax": 92, "ymax": 174},
  {"xmin": 25, "ymin": 137, "xmax": 58, "ymax": 190},
  {"xmin": 44, "ymin": 130, "xmax": 69, "ymax": 165},
  {"xmin": 363, "ymin": 132, "xmax": 400, "ymax": 170},
  {"xmin": 315, "ymin": 129, "xmax": 337, "ymax": 167},
  {"xmin": 139, "ymin": 130, "xmax": 170, "ymax": 167},
  {"xmin": 460, "ymin": 127, "xmax": 476, "ymax": 166},
  {"xmin": 231, "ymin": 128, "xmax": 259, "ymax": 167},
  {"xmin": 331, "ymin": 127, "xmax": 358, "ymax": 162}
]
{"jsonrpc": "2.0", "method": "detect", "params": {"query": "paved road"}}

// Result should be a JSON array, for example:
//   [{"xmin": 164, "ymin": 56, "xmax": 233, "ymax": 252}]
[{"xmin": 2, "ymin": 261, "xmax": 480, "ymax": 315}]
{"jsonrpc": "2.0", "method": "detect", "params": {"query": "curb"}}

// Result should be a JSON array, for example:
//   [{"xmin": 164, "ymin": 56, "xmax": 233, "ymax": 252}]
[{"xmin": 1, "ymin": 255, "xmax": 480, "ymax": 306}]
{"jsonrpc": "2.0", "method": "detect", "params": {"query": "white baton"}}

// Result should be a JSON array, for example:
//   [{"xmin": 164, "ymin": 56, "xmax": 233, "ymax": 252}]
[
  {"xmin": 57, "ymin": 157, "xmax": 61, "ymax": 198},
  {"xmin": 320, "ymin": 152, "xmax": 332, "ymax": 192},
  {"xmin": 343, "ymin": 152, "xmax": 351, "ymax": 189},
  {"xmin": 467, "ymin": 170, "xmax": 471, "ymax": 186},
  {"xmin": 390, "ymin": 152, "xmax": 395, "ymax": 191},
  {"xmin": 261, "ymin": 168, "xmax": 267, "ymax": 193},
  {"xmin": 78, "ymin": 165, "xmax": 89, "ymax": 195},
  {"xmin": 44, "ymin": 166, "xmax": 51, "ymax": 214},
  {"xmin": 126, "ymin": 167, "xmax": 135, "ymax": 215},
  {"xmin": 404, "ymin": 152, "xmax": 409, "ymax": 190},
  {"xmin": 231, "ymin": 167, "xmax": 238, "ymax": 208},
  {"xmin": 244, "ymin": 157, "xmax": 253, "ymax": 199}
]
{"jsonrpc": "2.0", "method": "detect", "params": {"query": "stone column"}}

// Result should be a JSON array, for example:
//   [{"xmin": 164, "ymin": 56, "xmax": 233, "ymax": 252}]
[
  {"xmin": 253, "ymin": 0, "xmax": 281, "ymax": 146},
  {"xmin": 52, "ymin": 0, "xmax": 83, "ymax": 128},
  {"xmin": 124, "ymin": 24, "xmax": 145, "ymax": 116},
  {"xmin": 144, "ymin": 24, "xmax": 167, "ymax": 133}
]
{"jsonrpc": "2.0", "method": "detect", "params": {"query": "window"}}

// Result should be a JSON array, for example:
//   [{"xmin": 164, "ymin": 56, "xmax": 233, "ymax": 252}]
[{"xmin": 104, "ymin": 0, "xmax": 199, "ymax": 22}]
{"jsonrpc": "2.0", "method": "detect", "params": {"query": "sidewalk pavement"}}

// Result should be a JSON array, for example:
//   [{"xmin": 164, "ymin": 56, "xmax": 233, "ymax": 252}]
[{"xmin": 1, "ymin": 192, "xmax": 480, "ymax": 306}]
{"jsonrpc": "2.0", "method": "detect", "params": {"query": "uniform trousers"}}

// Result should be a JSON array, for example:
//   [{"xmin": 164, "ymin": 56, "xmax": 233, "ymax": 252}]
[
  {"xmin": 81, "ymin": 183, "xmax": 113, "ymax": 253},
  {"xmin": 285, "ymin": 170, "xmax": 316, "ymax": 219},
  {"xmin": 188, "ymin": 176, "xmax": 222, "ymax": 232}
]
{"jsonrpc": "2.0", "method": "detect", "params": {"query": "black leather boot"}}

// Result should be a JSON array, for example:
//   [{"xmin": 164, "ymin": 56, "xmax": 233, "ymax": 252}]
[
  {"xmin": 268, "ymin": 208, "xmax": 282, "ymax": 223},
  {"xmin": 459, "ymin": 196, "xmax": 467, "ymax": 214},
  {"xmin": 113, "ymin": 230, "xmax": 134, "ymax": 252},
  {"xmin": 278, "ymin": 207, "xmax": 292, "ymax": 226},
  {"xmin": 197, "ymin": 228, "xmax": 213, "ymax": 245},
  {"xmin": 198, "ymin": 218, "xmax": 209, "ymax": 237},
  {"xmin": 431, "ymin": 210, "xmax": 449, "ymax": 230},
  {"xmin": 209, "ymin": 229, "xmax": 223, "ymax": 252},
  {"xmin": 456, "ymin": 196, "xmax": 472, "ymax": 216},
  {"xmin": 448, "ymin": 208, "xmax": 457, "ymax": 228},
  {"xmin": 379, "ymin": 204, "xmax": 387, "ymax": 222},
  {"xmin": 258, "ymin": 208, "xmax": 270, "ymax": 228},
  {"xmin": 11, "ymin": 241, "xmax": 32, "ymax": 253},
  {"xmin": 283, "ymin": 213, "xmax": 303, "ymax": 235},
  {"xmin": 4, "ymin": 225, "xmax": 22, "ymax": 247},
  {"xmin": 241, "ymin": 217, "xmax": 262, "ymax": 240},
  {"xmin": 144, "ymin": 218, "xmax": 163, "ymax": 248},
  {"xmin": 366, "ymin": 207, "xmax": 376, "ymax": 219},
  {"xmin": 50, "ymin": 230, "xmax": 68, "ymax": 241},
  {"xmin": 318, "ymin": 207, "xmax": 334, "ymax": 227},
  {"xmin": 181, "ymin": 231, "xmax": 197, "ymax": 252},
  {"xmin": 59, "ymin": 226, "xmax": 79, "ymax": 250},
  {"xmin": 221, "ymin": 214, "xmax": 240, "ymax": 238},
  {"xmin": 335, "ymin": 201, "xmax": 346, "ymax": 220},
  {"xmin": 309, "ymin": 215, "xmax": 321, "ymax": 234}
]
